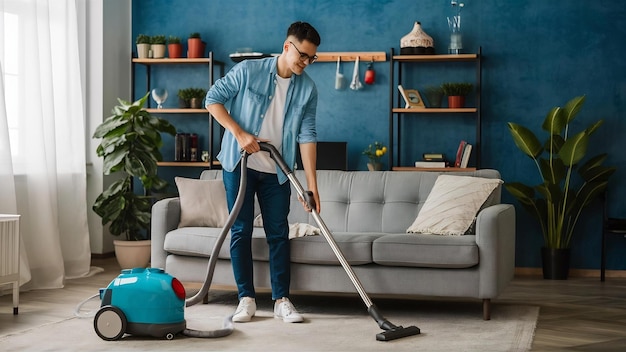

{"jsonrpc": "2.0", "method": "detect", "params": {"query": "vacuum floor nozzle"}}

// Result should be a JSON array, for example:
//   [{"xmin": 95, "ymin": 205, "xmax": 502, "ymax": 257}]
[{"xmin": 376, "ymin": 325, "xmax": 421, "ymax": 341}]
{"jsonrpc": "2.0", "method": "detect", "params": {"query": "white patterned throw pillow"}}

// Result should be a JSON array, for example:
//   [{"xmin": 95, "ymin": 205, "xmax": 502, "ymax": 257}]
[{"xmin": 406, "ymin": 175, "xmax": 503, "ymax": 235}]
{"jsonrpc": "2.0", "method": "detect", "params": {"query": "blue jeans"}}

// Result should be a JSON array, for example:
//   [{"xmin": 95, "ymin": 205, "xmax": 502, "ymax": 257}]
[{"xmin": 223, "ymin": 165, "xmax": 291, "ymax": 300}]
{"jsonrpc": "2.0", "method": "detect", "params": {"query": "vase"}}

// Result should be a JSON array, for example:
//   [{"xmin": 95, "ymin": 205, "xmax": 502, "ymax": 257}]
[
  {"xmin": 367, "ymin": 162, "xmax": 382, "ymax": 171},
  {"xmin": 400, "ymin": 21, "xmax": 435, "ymax": 55},
  {"xmin": 447, "ymin": 15, "xmax": 463, "ymax": 54},
  {"xmin": 541, "ymin": 247, "xmax": 571, "ymax": 280}
]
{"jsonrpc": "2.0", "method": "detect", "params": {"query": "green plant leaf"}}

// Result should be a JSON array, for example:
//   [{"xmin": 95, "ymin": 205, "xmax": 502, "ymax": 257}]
[
  {"xmin": 562, "ymin": 95, "xmax": 586, "ymax": 124},
  {"xmin": 507, "ymin": 122, "xmax": 543, "ymax": 158},
  {"xmin": 558, "ymin": 130, "xmax": 589, "ymax": 167},
  {"xmin": 541, "ymin": 107, "xmax": 566, "ymax": 136}
]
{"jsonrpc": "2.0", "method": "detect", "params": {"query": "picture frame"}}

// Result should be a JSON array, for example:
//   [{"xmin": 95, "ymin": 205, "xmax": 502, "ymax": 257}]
[{"xmin": 398, "ymin": 85, "xmax": 425, "ymax": 108}]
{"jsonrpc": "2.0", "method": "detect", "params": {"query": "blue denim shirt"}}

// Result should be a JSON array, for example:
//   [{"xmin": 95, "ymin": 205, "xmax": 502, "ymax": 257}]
[{"xmin": 205, "ymin": 56, "xmax": 317, "ymax": 184}]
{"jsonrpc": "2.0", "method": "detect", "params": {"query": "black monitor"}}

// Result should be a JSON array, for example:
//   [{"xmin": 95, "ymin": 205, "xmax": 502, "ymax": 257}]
[{"xmin": 296, "ymin": 141, "xmax": 347, "ymax": 170}]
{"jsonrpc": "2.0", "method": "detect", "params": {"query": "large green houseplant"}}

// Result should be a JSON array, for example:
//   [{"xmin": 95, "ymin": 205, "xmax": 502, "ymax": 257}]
[
  {"xmin": 505, "ymin": 95, "xmax": 615, "ymax": 278},
  {"xmin": 92, "ymin": 93, "xmax": 176, "ymax": 267}
]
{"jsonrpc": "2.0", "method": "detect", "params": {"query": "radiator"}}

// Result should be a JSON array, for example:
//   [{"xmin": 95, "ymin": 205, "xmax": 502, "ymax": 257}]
[{"xmin": 0, "ymin": 214, "xmax": 20, "ymax": 315}]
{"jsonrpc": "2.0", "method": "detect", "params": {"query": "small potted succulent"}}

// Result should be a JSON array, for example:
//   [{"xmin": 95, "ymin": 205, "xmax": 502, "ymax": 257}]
[
  {"xmin": 178, "ymin": 87, "xmax": 207, "ymax": 108},
  {"xmin": 167, "ymin": 35, "xmax": 183, "ymax": 58},
  {"xmin": 187, "ymin": 32, "xmax": 205, "ymax": 58},
  {"xmin": 151, "ymin": 35, "xmax": 166, "ymax": 59},
  {"xmin": 135, "ymin": 34, "xmax": 151, "ymax": 58},
  {"xmin": 441, "ymin": 82, "xmax": 473, "ymax": 108},
  {"xmin": 424, "ymin": 85, "xmax": 444, "ymax": 108}
]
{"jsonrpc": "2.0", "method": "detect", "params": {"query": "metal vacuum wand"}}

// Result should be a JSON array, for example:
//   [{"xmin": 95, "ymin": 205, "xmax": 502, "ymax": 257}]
[{"xmin": 259, "ymin": 142, "xmax": 420, "ymax": 341}]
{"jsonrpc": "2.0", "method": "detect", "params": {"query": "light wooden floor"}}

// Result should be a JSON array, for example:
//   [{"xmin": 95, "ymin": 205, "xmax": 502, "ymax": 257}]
[{"xmin": 2, "ymin": 257, "xmax": 625, "ymax": 351}]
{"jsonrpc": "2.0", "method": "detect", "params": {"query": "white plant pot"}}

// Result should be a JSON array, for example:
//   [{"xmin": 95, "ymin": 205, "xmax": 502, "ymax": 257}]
[
  {"xmin": 136, "ymin": 43, "xmax": 151, "ymax": 58},
  {"xmin": 151, "ymin": 44, "xmax": 166, "ymax": 59},
  {"xmin": 113, "ymin": 239, "xmax": 151, "ymax": 269}
]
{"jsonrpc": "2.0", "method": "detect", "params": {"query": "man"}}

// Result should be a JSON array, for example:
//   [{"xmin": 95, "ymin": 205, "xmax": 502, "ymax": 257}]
[{"xmin": 205, "ymin": 21, "xmax": 321, "ymax": 323}]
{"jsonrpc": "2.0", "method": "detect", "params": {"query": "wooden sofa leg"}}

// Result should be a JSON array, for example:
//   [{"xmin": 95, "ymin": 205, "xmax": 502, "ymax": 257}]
[{"xmin": 483, "ymin": 299, "xmax": 491, "ymax": 320}]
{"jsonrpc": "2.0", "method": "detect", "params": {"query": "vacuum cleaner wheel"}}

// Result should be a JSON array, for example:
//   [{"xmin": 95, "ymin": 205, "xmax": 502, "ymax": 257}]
[{"xmin": 94, "ymin": 305, "xmax": 127, "ymax": 341}]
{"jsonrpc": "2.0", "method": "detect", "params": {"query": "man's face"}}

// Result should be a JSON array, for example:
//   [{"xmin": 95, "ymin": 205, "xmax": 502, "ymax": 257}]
[{"xmin": 286, "ymin": 39, "xmax": 318, "ymax": 75}]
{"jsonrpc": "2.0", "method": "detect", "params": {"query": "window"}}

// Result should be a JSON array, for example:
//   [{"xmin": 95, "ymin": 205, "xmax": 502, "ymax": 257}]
[{"xmin": 2, "ymin": 2, "xmax": 25, "ymax": 160}]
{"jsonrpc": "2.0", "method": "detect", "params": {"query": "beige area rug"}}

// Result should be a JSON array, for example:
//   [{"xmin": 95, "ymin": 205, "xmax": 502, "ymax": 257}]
[{"xmin": 1, "ymin": 291, "xmax": 537, "ymax": 352}]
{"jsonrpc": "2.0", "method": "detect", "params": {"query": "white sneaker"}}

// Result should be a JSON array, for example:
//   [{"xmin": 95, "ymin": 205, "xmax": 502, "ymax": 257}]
[
  {"xmin": 233, "ymin": 297, "xmax": 256, "ymax": 323},
  {"xmin": 274, "ymin": 297, "xmax": 304, "ymax": 323}
]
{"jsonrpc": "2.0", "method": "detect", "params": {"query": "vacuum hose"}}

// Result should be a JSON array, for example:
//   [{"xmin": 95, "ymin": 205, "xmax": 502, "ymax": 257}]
[{"xmin": 181, "ymin": 149, "xmax": 250, "ymax": 338}]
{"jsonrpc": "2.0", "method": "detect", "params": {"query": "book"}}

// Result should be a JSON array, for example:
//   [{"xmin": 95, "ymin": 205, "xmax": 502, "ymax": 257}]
[
  {"xmin": 415, "ymin": 161, "xmax": 447, "ymax": 168},
  {"xmin": 460, "ymin": 143, "xmax": 473, "ymax": 168},
  {"xmin": 423, "ymin": 153, "xmax": 445, "ymax": 162},
  {"xmin": 454, "ymin": 140, "xmax": 467, "ymax": 167}
]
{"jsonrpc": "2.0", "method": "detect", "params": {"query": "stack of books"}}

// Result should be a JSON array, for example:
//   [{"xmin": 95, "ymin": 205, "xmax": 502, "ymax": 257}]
[
  {"xmin": 414, "ymin": 153, "xmax": 448, "ymax": 168},
  {"xmin": 412, "ymin": 141, "xmax": 473, "ymax": 169},
  {"xmin": 454, "ymin": 140, "xmax": 473, "ymax": 168}
]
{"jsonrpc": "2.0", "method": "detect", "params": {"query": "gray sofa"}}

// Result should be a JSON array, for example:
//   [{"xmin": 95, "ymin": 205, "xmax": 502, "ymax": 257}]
[{"xmin": 151, "ymin": 169, "xmax": 515, "ymax": 320}]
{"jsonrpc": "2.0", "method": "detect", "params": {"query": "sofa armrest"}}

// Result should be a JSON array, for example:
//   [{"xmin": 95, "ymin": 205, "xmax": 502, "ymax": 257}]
[
  {"xmin": 475, "ymin": 204, "xmax": 516, "ymax": 298},
  {"xmin": 151, "ymin": 197, "xmax": 181, "ymax": 269}
]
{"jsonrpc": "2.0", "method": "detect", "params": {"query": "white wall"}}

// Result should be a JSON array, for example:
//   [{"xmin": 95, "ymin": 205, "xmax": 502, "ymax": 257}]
[{"xmin": 84, "ymin": 0, "xmax": 131, "ymax": 255}]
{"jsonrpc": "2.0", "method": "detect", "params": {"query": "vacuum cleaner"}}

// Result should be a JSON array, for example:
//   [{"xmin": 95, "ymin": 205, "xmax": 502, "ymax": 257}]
[{"xmin": 91, "ymin": 142, "xmax": 419, "ymax": 342}]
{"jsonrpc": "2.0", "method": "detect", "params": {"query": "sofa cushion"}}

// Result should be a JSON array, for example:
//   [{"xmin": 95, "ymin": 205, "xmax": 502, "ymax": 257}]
[
  {"xmin": 406, "ymin": 175, "xmax": 503, "ymax": 235},
  {"xmin": 372, "ymin": 233, "xmax": 479, "ymax": 268},
  {"xmin": 164, "ymin": 229, "xmax": 376, "ymax": 265},
  {"xmin": 290, "ymin": 233, "xmax": 382, "ymax": 265},
  {"xmin": 164, "ymin": 227, "xmax": 269, "ymax": 260},
  {"xmin": 175, "ymin": 177, "xmax": 229, "ymax": 228}
]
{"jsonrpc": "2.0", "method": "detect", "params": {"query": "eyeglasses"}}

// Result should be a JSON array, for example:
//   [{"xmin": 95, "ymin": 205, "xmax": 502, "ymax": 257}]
[{"xmin": 290, "ymin": 41, "xmax": 318, "ymax": 64}]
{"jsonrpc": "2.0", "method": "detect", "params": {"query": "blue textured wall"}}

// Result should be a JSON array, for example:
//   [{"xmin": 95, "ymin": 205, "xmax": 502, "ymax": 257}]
[{"xmin": 131, "ymin": 0, "xmax": 626, "ymax": 271}]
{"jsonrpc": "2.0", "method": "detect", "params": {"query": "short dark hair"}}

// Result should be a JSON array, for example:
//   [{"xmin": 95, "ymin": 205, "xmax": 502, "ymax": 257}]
[{"xmin": 287, "ymin": 21, "xmax": 321, "ymax": 46}]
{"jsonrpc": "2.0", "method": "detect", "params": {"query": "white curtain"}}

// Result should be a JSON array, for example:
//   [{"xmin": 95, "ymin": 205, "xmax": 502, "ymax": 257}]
[{"xmin": 0, "ymin": 0, "xmax": 91, "ymax": 290}]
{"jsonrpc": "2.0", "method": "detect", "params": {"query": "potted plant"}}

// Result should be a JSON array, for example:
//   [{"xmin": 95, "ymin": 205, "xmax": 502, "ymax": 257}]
[
  {"xmin": 441, "ymin": 82, "xmax": 473, "ymax": 108},
  {"xmin": 424, "ymin": 85, "xmax": 444, "ymax": 108},
  {"xmin": 187, "ymin": 32, "xmax": 205, "ymax": 58},
  {"xmin": 178, "ymin": 87, "xmax": 207, "ymax": 109},
  {"xmin": 167, "ymin": 35, "xmax": 182, "ymax": 58},
  {"xmin": 362, "ymin": 141, "xmax": 387, "ymax": 171},
  {"xmin": 505, "ymin": 95, "xmax": 615, "ymax": 279},
  {"xmin": 150, "ymin": 35, "xmax": 166, "ymax": 59},
  {"xmin": 135, "ymin": 34, "xmax": 151, "ymax": 58},
  {"xmin": 92, "ymin": 92, "xmax": 176, "ymax": 268}
]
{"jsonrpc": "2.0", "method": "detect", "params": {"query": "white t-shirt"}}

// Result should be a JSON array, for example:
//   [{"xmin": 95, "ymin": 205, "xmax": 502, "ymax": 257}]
[{"xmin": 247, "ymin": 74, "xmax": 290, "ymax": 173}]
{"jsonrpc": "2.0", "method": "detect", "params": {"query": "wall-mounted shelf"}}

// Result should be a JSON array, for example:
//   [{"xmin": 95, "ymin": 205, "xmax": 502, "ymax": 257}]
[
  {"xmin": 132, "ymin": 58, "xmax": 221, "ymax": 64},
  {"xmin": 392, "ymin": 108, "xmax": 477, "ymax": 113},
  {"xmin": 392, "ymin": 53, "xmax": 477, "ymax": 62},
  {"xmin": 315, "ymin": 52, "xmax": 387, "ymax": 62},
  {"xmin": 146, "ymin": 108, "xmax": 207, "ymax": 114},
  {"xmin": 157, "ymin": 161, "xmax": 221, "ymax": 167}
]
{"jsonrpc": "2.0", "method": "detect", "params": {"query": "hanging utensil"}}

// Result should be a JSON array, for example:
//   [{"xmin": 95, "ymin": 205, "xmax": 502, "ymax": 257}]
[
  {"xmin": 335, "ymin": 57, "xmax": 345, "ymax": 90},
  {"xmin": 350, "ymin": 56, "xmax": 363, "ymax": 90}
]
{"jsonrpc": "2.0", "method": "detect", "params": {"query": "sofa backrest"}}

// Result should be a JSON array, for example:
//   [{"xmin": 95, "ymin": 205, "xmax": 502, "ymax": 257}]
[{"xmin": 200, "ymin": 169, "xmax": 502, "ymax": 234}]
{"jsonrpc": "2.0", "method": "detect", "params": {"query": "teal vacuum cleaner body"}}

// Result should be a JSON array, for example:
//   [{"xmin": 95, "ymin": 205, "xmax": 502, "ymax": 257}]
[{"xmin": 94, "ymin": 267, "xmax": 187, "ymax": 341}]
